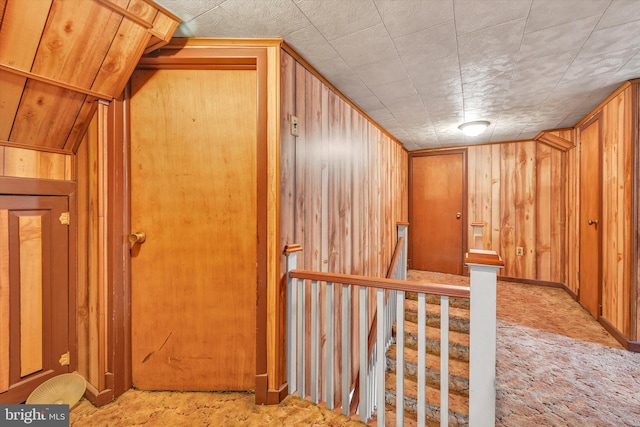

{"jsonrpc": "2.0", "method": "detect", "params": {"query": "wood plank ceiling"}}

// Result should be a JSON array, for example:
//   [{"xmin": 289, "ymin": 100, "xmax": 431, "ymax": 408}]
[{"xmin": 0, "ymin": 0, "xmax": 180, "ymax": 153}]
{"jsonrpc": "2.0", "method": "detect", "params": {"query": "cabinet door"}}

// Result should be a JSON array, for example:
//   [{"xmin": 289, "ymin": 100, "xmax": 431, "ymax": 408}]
[{"xmin": 0, "ymin": 195, "xmax": 70, "ymax": 403}]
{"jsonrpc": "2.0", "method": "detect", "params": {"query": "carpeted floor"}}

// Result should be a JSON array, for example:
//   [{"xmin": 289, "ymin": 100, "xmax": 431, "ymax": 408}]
[{"xmin": 70, "ymin": 271, "xmax": 640, "ymax": 426}]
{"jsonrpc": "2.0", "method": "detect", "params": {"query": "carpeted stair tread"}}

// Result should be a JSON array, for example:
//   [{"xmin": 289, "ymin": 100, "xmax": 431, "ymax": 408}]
[
  {"xmin": 383, "ymin": 410, "xmax": 434, "ymax": 427},
  {"xmin": 405, "ymin": 291, "xmax": 470, "ymax": 310},
  {"xmin": 393, "ymin": 321, "xmax": 470, "ymax": 362},
  {"xmin": 404, "ymin": 300, "xmax": 470, "ymax": 334},
  {"xmin": 384, "ymin": 372, "xmax": 469, "ymax": 426},
  {"xmin": 386, "ymin": 344, "xmax": 469, "ymax": 396}
]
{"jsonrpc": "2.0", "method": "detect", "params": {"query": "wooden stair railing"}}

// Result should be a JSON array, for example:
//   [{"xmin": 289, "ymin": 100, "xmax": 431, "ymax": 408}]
[{"xmin": 285, "ymin": 230, "xmax": 503, "ymax": 426}]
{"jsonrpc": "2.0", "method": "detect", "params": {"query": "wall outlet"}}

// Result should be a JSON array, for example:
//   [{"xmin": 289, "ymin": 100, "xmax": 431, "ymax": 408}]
[{"xmin": 516, "ymin": 247, "xmax": 524, "ymax": 256}]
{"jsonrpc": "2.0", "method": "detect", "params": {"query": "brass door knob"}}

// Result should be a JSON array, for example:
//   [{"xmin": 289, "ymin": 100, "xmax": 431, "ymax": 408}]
[
  {"xmin": 129, "ymin": 232, "xmax": 146, "ymax": 244},
  {"xmin": 587, "ymin": 219, "xmax": 599, "ymax": 226},
  {"xmin": 456, "ymin": 212, "xmax": 462, "ymax": 219}
]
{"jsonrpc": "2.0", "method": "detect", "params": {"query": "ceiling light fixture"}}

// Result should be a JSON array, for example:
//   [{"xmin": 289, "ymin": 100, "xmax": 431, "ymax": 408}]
[{"xmin": 458, "ymin": 120, "xmax": 490, "ymax": 137}]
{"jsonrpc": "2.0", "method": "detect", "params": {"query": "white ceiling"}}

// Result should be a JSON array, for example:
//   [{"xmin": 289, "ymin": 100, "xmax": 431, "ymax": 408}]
[{"xmin": 154, "ymin": 0, "xmax": 640, "ymax": 151}]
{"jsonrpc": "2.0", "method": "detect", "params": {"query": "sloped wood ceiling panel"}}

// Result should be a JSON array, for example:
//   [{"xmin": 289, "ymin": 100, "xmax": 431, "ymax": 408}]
[{"xmin": 0, "ymin": 0, "xmax": 179, "ymax": 153}]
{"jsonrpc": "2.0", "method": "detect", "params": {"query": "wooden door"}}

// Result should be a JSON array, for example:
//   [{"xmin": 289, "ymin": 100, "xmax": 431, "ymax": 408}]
[
  {"xmin": 130, "ymin": 69, "xmax": 257, "ymax": 390},
  {"xmin": 579, "ymin": 117, "xmax": 601, "ymax": 318},
  {"xmin": 0, "ymin": 195, "xmax": 69, "ymax": 403},
  {"xmin": 410, "ymin": 153, "xmax": 465, "ymax": 274}
]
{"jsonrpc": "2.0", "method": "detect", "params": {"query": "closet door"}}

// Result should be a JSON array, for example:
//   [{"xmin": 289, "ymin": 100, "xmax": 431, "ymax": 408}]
[
  {"xmin": 129, "ymin": 68, "xmax": 258, "ymax": 390},
  {"xmin": 579, "ymin": 116, "xmax": 602, "ymax": 318}
]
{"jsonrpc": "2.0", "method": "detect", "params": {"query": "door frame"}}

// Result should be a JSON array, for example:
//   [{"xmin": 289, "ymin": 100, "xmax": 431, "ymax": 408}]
[
  {"xmin": 578, "ymin": 112, "xmax": 603, "ymax": 317},
  {"xmin": 408, "ymin": 149, "xmax": 468, "ymax": 273},
  {"xmin": 0, "ymin": 176, "xmax": 78, "ymax": 402}
]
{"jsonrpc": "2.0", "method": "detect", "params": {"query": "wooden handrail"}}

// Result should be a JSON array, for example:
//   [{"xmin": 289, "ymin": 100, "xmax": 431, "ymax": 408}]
[
  {"xmin": 289, "ymin": 270, "xmax": 470, "ymax": 299},
  {"xmin": 385, "ymin": 237, "xmax": 404, "ymax": 279}
]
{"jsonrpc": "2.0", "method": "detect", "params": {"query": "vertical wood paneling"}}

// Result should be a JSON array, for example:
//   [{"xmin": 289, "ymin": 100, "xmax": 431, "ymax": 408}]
[
  {"xmin": 490, "ymin": 144, "xmax": 501, "ymax": 253},
  {"xmin": 499, "ymin": 143, "xmax": 516, "ymax": 277},
  {"xmin": 551, "ymin": 148, "xmax": 564, "ymax": 283},
  {"xmin": 467, "ymin": 146, "xmax": 477, "ymax": 249},
  {"xmin": 369, "ymin": 124, "xmax": 381, "ymax": 278},
  {"xmin": 74, "ymin": 109, "xmax": 102, "ymax": 389},
  {"xmin": 565, "ymin": 142, "xmax": 579, "ymax": 295},
  {"xmin": 636, "ymin": 83, "xmax": 640, "ymax": 342},
  {"xmin": 515, "ymin": 141, "xmax": 536, "ymax": 279},
  {"xmin": 536, "ymin": 143, "xmax": 552, "ymax": 281},
  {"xmin": 3, "ymin": 147, "xmax": 69, "ymax": 179},
  {"xmin": 304, "ymin": 70, "xmax": 323, "ymax": 273},
  {"xmin": 75, "ymin": 125, "xmax": 89, "ymax": 383},
  {"xmin": 0, "ymin": 210, "xmax": 9, "ymax": 393},
  {"xmin": 455, "ymin": 140, "xmax": 564, "ymax": 283},
  {"xmin": 19, "ymin": 214, "xmax": 43, "ymax": 377},
  {"xmin": 293, "ymin": 63, "xmax": 306, "ymax": 270},
  {"xmin": 599, "ymin": 88, "xmax": 634, "ymax": 336},
  {"xmin": 75, "ymin": 113, "xmax": 97, "ymax": 387},
  {"xmin": 478, "ymin": 145, "xmax": 492, "ymax": 249},
  {"xmin": 280, "ymin": 49, "xmax": 296, "ymax": 289}
]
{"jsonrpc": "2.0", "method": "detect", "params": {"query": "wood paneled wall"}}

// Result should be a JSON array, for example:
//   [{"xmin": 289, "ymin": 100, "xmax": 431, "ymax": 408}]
[
  {"xmin": 0, "ymin": 146, "xmax": 73, "ymax": 180},
  {"xmin": 280, "ymin": 50, "xmax": 408, "ymax": 277},
  {"xmin": 600, "ymin": 87, "xmax": 634, "ymax": 339},
  {"xmin": 75, "ymin": 112, "xmax": 104, "ymax": 393},
  {"xmin": 562, "ymin": 130, "xmax": 580, "ymax": 297},
  {"xmin": 464, "ymin": 140, "xmax": 565, "ymax": 283},
  {"xmin": 280, "ymin": 50, "xmax": 408, "ymax": 401}
]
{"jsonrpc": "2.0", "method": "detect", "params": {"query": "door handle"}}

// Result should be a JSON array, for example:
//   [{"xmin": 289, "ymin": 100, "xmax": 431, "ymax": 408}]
[
  {"xmin": 129, "ymin": 231, "xmax": 146, "ymax": 244},
  {"xmin": 587, "ymin": 219, "xmax": 598, "ymax": 226},
  {"xmin": 456, "ymin": 212, "xmax": 461, "ymax": 219}
]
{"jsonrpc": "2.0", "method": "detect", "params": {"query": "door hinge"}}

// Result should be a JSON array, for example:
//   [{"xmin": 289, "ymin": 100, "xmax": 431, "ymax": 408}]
[
  {"xmin": 59, "ymin": 212, "xmax": 70, "ymax": 225},
  {"xmin": 59, "ymin": 351, "xmax": 70, "ymax": 366},
  {"xmin": 577, "ymin": 271, "xmax": 580, "ymax": 281}
]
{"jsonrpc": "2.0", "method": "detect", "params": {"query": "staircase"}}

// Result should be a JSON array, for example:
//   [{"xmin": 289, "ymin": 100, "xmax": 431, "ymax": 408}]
[{"xmin": 384, "ymin": 292, "xmax": 471, "ymax": 426}]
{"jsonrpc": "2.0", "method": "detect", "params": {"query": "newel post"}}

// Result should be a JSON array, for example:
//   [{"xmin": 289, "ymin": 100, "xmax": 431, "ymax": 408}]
[
  {"xmin": 465, "ymin": 249, "xmax": 504, "ymax": 427},
  {"xmin": 284, "ymin": 244, "xmax": 302, "ymax": 395}
]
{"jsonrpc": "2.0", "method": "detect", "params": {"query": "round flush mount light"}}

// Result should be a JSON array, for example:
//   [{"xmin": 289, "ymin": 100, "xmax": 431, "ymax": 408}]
[{"xmin": 458, "ymin": 120, "xmax": 490, "ymax": 137}]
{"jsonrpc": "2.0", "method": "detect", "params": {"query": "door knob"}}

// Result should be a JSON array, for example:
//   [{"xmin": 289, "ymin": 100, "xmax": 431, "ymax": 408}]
[
  {"xmin": 587, "ymin": 219, "xmax": 599, "ymax": 226},
  {"xmin": 456, "ymin": 212, "xmax": 461, "ymax": 219},
  {"xmin": 129, "ymin": 232, "xmax": 146, "ymax": 244}
]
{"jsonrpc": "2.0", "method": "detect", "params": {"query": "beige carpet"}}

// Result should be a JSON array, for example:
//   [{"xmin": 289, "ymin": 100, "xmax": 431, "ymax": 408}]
[
  {"xmin": 70, "ymin": 391, "xmax": 364, "ymax": 426},
  {"xmin": 70, "ymin": 271, "xmax": 640, "ymax": 426}
]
